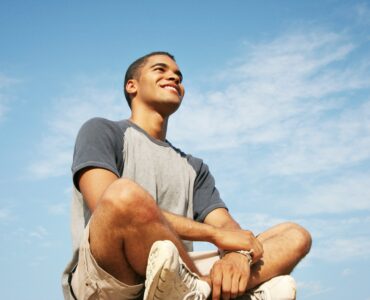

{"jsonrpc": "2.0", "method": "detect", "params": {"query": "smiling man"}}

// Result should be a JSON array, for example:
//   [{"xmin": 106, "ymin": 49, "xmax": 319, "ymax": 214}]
[{"xmin": 62, "ymin": 52, "xmax": 312, "ymax": 300}]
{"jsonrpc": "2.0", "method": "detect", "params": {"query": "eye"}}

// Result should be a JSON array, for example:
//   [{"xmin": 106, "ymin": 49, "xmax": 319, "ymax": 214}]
[{"xmin": 154, "ymin": 67, "xmax": 165, "ymax": 72}]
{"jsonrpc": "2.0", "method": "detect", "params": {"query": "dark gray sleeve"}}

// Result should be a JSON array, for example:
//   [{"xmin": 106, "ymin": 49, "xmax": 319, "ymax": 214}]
[
  {"xmin": 72, "ymin": 117, "xmax": 124, "ymax": 190},
  {"xmin": 189, "ymin": 156, "xmax": 228, "ymax": 222}
]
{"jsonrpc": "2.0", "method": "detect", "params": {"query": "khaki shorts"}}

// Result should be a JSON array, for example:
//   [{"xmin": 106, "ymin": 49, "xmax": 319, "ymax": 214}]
[{"xmin": 70, "ymin": 223, "xmax": 220, "ymax": 300}]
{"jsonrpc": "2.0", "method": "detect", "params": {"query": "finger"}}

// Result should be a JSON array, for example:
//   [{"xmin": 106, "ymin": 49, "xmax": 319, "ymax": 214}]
[
  {"xmin": 238, "ymin": 273, "xmax": 249, "ymax": 297},
  {"xmin": 221, "ymin": 270, "xmax": 232, "ymax": 300},
  {"xmin": 252, "ymin": 240, "xmax": 263, "ymax": 261},
  {"xmin": 230, "ymin": 273, "xmax": 240, "ymax": 299},
  {"xmin": 211, "ymin": 266, "xmax": 223, "ymax": 300}
]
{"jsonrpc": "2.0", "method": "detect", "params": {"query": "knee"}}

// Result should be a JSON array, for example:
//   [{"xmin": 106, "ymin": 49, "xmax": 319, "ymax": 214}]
[
  {"xmin": 284, "ymin": 222, "xmax": 312, "ymax": 257},
  {"xmin": 99, "ymin": 178, "xmax": 159, "ymax": 225}
]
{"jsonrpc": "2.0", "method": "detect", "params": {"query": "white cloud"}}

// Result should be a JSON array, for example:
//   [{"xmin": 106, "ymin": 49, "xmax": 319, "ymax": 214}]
[
  {"xmin": 297, "ymin": 281, "xmax": 332, "ymax": 298},
  {"xmin": 169, "ymin": 29, "xmax": 370, "ymax": 177},
  {"xmin": 269, "ymin": 101, "xmax": 370, "ymax": 175},
  {"xmin": 30, "ymin": 28, "xmax": 370, "ymax": 182},
  {"xmin": 28, "ymin": 77, "xmax": 129, "ymax": 178},
  {"xmin": 48, "ymin": 202, "xmax": 68, "ymax": 215},
  {"xmin": 0, "ymin": 208, "xmax": 12, "ymax": 221},
  {"xmin": 29, "ymin": 226, "xmax": 48, "ymax": 240},
  {"xmin": 310, "ymin": 236, "xmax": 370, "ymax": 262},
  {"xmin": 0, "ymin": 73, "xmax": 17, "ymax": 121},
  {"xmin": 233, "ymin": 212, "xmax": 287, "ymax": 234},
  {"xmin": 291, "ymin": 173, "xmax": 370, "ymax": 214},
  {"xmin": 28, "ymin": 255, "xmax": 46, "ymax": 268},
  {"xmin": 291, "ymin": 215, "xmax": 370, "ymax": 263},
  {"xmin": 300, "ymin": 215, "xmax": 370, "ymax": 241},
  {"xmin": 341, "ymin": 268, "xmax": 352, "ymax": 277},
  {"xmin": 354, "ymin": 2, "xmax": 370, "ymax": 25}
]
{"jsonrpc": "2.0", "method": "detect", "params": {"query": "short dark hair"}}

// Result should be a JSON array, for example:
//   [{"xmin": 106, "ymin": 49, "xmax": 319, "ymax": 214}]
[{"xmin": 123, "ymin": 51, "xmax": 176, "ymax": 108}]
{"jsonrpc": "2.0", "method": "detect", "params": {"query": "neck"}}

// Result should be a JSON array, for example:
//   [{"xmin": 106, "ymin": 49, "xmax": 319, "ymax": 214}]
[{"xmin": 130, "ymin": 109, "xmax": 168, "ymax": 141}]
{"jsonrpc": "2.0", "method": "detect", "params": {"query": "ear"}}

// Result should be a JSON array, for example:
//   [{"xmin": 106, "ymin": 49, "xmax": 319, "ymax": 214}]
[{"xmin": 126, "ymin": 79, "xmax": 138, "ymax": 96}]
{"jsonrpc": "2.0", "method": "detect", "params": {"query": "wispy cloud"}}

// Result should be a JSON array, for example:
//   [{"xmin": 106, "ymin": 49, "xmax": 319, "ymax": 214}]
[
  {"xmin": 297, "ymin": 215, "xmax": 370, "ymax": 263},
  {"xmin": 30, "ymin": 26, "xmax": 370, "ymax": 214},
  {"xmin": 285, "ymin": 172, "xmax": 370, "ymax": 215},
  {"xmin": 354, "ymin": 2, "xmax": 370, "ymax": 25},
  {"xmin": 28, "ymin": 255, "xmax": 46, "ymax": 268},
  {"xmin": 0, "ymin": 208, "xmax": 12, "ymax": 221},
  {"xmin": 311, "ymin": 236, "xmax": 370, "ymax": 262},
  {"xmin": 233, "ymin": 212, "xmax": 287, "ymax": 234},
  {"xmin": 0, "ymin": 73, "xmax": 17, "ymax": 121},
  {"xmin": 302, "ymin": 215, "xmax": 370, "ymax": 239},
  {"xmin": 29, "ymin": 226, "xmax": 48, "ymax": 240},
  {"xmin": 341, "ymin": 268, "xmax": 352, "ymax": 277},
  {"xmin": 28, "ymin": 76, "xmax": 129, "ymax": 178},
  {"xmin": 170, "ymin": 29, "xmax": 370, "ymax": 177},
  {"xmin": 297, "ymin": 281, "xmax": 332, "ymax": 298},
  {"xmin": 48, "ymin": 202, "xmax": 68, "ymax": 215},
  {"xmin": 268, "ymin": 101, "xmax": 370, "ymax": 176}
]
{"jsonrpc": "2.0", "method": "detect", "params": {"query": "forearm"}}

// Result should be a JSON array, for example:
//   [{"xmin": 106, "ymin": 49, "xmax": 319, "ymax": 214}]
[
  {"xmin": 162, "ymin": 210, "xmax": 217, "ymax": 243},
  {"xmin": 204, "ymin": 208, "xmax": 241, "ymax": 230},
  {"xmin": 214, "ymin": 216, "xmax": 241, "ymax": 230},
  {"xmin": 162, "ymin": 210, "xmax": 259, "ymax": 255}
]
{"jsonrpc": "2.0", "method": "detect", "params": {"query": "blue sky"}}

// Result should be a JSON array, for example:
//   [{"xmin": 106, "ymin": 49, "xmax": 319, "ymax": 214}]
[{"xmin": 1, "ymin": 1, "xmax": 370, "ymax": 299}]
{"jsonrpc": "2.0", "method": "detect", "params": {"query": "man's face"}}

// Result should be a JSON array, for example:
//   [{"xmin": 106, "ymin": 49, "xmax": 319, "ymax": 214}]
[{"xmin": 128, "ymin": 55, "xmax": 185, "ymax": 114}]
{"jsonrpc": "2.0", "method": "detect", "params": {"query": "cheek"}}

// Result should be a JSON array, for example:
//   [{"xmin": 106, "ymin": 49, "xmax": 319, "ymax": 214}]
[{"xmin": 139, "ymin": 83, "xmax": 154, "ymax": 95}]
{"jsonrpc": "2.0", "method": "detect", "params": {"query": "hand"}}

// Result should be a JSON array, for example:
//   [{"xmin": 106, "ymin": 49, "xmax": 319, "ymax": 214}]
[
  {"xmin": 213, "ymin": 229, "xmax": 263, "ymax": 264},
  {"xmin": 210, "ymin": 252, "xmax": 250, "ymax": 300}
]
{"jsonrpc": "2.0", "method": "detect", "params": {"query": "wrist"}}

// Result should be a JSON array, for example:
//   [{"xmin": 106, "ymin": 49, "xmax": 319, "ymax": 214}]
[{"xmin": 219, "ymin": 249, "xmax": 253, "ymax": 266}]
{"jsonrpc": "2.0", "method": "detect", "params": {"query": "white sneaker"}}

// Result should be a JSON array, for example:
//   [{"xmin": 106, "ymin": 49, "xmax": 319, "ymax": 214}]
[
  {"xmin": 243, "ymin": 275, "xmax": 296, "ymax": 300},
  {"xmin": 144, "ymin": 240, "xmax": 211, "ymax": 300}
]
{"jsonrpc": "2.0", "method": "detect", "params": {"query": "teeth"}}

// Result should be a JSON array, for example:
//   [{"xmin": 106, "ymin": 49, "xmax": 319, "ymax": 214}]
[{"xmin": 163, "ymin": 86, "xmax": 177, "ymax": 92}]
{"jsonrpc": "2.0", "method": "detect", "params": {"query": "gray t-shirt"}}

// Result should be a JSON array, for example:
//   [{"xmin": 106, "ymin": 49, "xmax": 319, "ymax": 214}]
[{"xmin": 62, "ymin": 118, "xmax": 226, "ymax": 299}]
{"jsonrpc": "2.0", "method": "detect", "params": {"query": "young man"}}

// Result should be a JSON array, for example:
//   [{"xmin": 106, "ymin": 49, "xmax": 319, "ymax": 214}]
[{"xmin": 62, "ymin": 51, "xmax": 312, "ymax": 300}]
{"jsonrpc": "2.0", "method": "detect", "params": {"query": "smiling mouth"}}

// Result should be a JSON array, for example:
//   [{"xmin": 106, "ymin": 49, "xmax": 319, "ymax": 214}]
[{"xmin": 161, "ymin": 84, "xmax": 180, "ymax": 96}]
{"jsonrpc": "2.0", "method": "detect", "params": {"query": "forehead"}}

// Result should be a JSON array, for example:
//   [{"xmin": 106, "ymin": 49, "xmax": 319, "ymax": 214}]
[{"xmin": 144, "ymin": 55, "xmax": 180, "ymax": 70}]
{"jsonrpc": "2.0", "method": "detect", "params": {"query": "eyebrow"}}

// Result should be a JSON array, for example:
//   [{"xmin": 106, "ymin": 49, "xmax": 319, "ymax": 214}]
[{"xmin": 150, "ymin": 63, "xmax": 183, "ymax": 81}]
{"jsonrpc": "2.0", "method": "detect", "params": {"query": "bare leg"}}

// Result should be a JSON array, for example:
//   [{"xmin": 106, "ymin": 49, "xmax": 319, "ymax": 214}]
[
  {"xmin": 246, "ymin": 222, "xmax": 312, "ymax": 289},
  {"xmin": 89, "ymin": 178, "xmax": 199, "ymax": 285}
]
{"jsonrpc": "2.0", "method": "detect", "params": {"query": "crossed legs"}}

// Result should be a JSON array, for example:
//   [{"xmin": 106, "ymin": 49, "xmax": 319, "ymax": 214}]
[{"xmin": 86, "ymin": 178, "xmax": 311, "ymax": 294}]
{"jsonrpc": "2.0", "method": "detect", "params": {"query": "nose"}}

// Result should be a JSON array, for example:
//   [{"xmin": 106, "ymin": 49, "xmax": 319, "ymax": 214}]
[{"xmin": 167, "ymin": 71, "xmax": 181, "ymax": 84}]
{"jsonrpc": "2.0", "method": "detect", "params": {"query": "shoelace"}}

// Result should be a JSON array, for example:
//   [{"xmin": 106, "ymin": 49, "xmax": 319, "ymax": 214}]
[
  {"xmin": 249, "ymin": 290, "xmax": 266, "ymax": 300},
  {"xmin": 179, "ymin": 263, "xmax": 198, "ymax": 290},
  {"xmin": 184, "ymin": 291, "xmax": 206, "ymax": 300},
  {"xmin": 178, "ymin": 263, "xmax": 207, "ymax": 300}
]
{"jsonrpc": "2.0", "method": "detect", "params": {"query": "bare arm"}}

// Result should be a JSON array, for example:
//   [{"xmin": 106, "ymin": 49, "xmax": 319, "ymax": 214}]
[
  {"xmin": 204, "ymin": 208, "xmax": 263, "ymax": 259},
  {"xmin": 204, "ymin": 207, "xmax": 241, "ymax": 230},
  {"xmin": 78, "ymin": 167, "xmax": 119, "ymax": 212},
  {"xmin": 78, "ymin": 167, "xmax": 221, "ymax": 243},
  {"xmin": 78, "ymin": 167, "xmax": 259, "ymax": 253},
  {"xmin": 78, "ymin": 167, "xmax": 214, "ymax": 240},
  {"xmin": 162, "ymin": 210, "xmax": 215, "ymax": 242}
]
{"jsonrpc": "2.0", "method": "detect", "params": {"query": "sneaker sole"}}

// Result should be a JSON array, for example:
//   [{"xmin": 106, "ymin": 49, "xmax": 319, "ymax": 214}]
[{"xmin": 144, "ymin": 241, "xmax": 179, "ymax": 300}]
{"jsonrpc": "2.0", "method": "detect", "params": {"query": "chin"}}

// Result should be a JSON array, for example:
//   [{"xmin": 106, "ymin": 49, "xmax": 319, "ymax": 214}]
[{"xmin": 156, "ymin": 101, "xmax": 181, "ymax": 116}]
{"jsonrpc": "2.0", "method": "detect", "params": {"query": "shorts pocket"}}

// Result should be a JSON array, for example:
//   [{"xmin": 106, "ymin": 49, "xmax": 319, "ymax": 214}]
[
  {"xmin": 78, "ymin": 277, "xmax": 100, "ymax": 300},
  {"xmin": 71, "ymin": 267, "xmax": 100, "ymax": 300}
]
